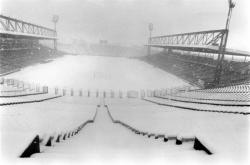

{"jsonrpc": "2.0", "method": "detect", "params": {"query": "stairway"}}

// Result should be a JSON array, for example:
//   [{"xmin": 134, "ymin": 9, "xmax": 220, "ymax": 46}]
[{"xmin": 31, "ymin": 103, "xmax": 211, "ymax": 164}]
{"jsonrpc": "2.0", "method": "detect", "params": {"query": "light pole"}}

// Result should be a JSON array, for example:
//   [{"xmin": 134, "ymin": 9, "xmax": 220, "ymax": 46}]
[
  {"xmin": 214, "ymin": 0, "xmax": 235, "ymax": 86},
  {"xmin": 147, "ymin": 23, "xmax": 153, "ymax": 55},
  {"xmin": 52, "ymin": 15, "xmax": 59, "ymax": 53}
]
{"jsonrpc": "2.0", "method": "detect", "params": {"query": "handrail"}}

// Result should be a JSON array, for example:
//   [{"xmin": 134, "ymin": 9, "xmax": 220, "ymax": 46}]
[
  {"xmin": 105, "ymin": 105, "xmax": 212, "ymax": 155},
  {"xmin": 20, "ymin": 108, "xmax": 98, "ymax": 157}
]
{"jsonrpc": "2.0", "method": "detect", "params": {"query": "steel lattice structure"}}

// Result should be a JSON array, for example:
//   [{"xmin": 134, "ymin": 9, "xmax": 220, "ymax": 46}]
[
  {"xmin": 148, "ymin": 29, "xmax": 227, "ymax": 54},
  {"xmin": 0, "ymin": 15, "xmax": 56, "ymax": 40},
  {"xmin": 147, "ymin": 28, "xmax": 250, "ymax": 86},
  {"xmin": 146, "ymin": 1, "xmax": 246, "ymax": 86}
]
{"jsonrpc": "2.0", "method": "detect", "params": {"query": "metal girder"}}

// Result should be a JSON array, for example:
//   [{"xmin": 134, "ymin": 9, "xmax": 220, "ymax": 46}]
[
  {"xmin": 147, "ymin": 29, "xmax": 250, "ymax": 57},
  {"xmin": 0, "ymin": 15, "xmax": 56, "ymax": 40},
  {"xmin": 146, "ymin": 28, "xmax": 249, "ymax": 87},
  {"xmin": 149, "ymin": 29, "xmax": 227, "ymax": 52}
]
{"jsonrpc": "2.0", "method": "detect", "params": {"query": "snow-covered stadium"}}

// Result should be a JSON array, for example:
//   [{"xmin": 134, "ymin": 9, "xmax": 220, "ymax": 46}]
[{"xmin": 1, "ymin": 1, "xmax": 250, "ymax": 165}]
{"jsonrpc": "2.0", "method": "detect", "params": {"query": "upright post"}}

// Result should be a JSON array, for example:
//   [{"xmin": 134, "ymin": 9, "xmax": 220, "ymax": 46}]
[
  {"xmin": 214, "ymin": 0, "xmax": 235, "ymax": 86},
  {"xmin": 147, "ymin": 23, "xmax": 153, "ymax": 56},
  {"xmin": 52, "ymin": 15, "xmax": 59, "ymax": 53}
]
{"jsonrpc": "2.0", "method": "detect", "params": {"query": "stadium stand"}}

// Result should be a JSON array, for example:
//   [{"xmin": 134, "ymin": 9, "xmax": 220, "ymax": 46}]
[
  {"xmin": 140, "ymin": 51, "xmax": 250, "ymax": 88},
  {"xmin": 0, "ymin": 38, "xmax": 65, "ymax": 75}
]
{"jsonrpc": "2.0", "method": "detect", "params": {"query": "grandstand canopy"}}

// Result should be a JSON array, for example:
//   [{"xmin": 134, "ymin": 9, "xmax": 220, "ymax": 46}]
[
  {"xmin": 146, "ymin": 44, "xmax": 250, "ymax": 57},
  {"xmin": 0, "ymin": 31, "xmax": 56, "ymax": 40}
]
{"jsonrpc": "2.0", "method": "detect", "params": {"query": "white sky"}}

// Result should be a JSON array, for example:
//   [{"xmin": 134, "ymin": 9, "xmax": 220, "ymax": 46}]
[{"xmin": 0, "ymin": 0, "xmax": 249, "ymax": 51}]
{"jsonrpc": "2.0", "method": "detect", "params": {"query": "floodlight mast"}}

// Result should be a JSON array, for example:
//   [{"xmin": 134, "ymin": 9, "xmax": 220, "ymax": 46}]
[
  {"xmin": 52, "ymin": 15, "xmax": 59, "ymax": 52},
  {"xmin": 226, "ymin": 0, "xmax": 235, "ymax": 29},
  {"xmin": 147, "ymin": 23, "xmax": 153, "ymax": 55},
  {"xmin": 213, "ymin": 0, "xmax": 235, "ymax": 86}
]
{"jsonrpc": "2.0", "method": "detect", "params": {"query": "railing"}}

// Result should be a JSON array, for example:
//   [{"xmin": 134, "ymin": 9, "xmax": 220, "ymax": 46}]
[
  {"xmin": 4, "ymin": 77, "xmax": 247, "ymax": 101},
  {"xmin": 105, "ymin": 105, "xmax": 212, "ymax": 155},
  {"xmin": 1, "ymin": 78, "xmax": 48, "ymax": 93},
  {"xmin": 20, "ymin": 108, "xmax": 98, "ymax": 157},
  {"xmin": 0, "ymin": 78, "xmax": 62, "ymax": 106},
  {"xmin": 0, "ymin": 78, "xmax": 48, "ymax": 97},
  {"xmin": 1, "ymin": 77, "xmax": 196, "ymax": 100}
]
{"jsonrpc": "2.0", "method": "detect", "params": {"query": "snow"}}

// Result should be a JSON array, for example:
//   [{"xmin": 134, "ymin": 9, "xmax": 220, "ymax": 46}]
[
  {"xmin": 4, "ymin": 55, "xmax": 188, "ymax": 91},
  {"xmin": 0, "ymin": 93, "xmax": 58, "ymax": 105},
  {"xmin": 30, "ymin": 105, "xmax": 213, "ymax": 165},
  {"xmin": 143, "ymin": 97, "xmax": 249, "ymax": 113},
  {"xmin": 0, "ymin": 97, "xmax": 98, "ymax": 159},
  {"xmin": 106, "ymin": 98, "xmax": 250, "ymax": 164},
  {"xmin": 1, "ymin": 55, "xmax": 249, "ymax": 165},
  {"xmin": 157, "ymin": 93, "xmax": 250, "ymax": 105}
]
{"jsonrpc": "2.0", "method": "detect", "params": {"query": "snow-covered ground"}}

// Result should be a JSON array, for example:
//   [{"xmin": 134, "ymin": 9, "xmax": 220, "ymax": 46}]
[
  {"xmin": 30, "ymin": 105, "xmax": 213, "ymax": 165},
  {"xmin": 106, "ymin": 98, "xmax": 250, "ymax": 164},
  {"xmin": 0, "ymin": 97, "xmax": 98, "ymax": 159},
  {"xmin": 143, "ymin": 97, "xmax": 249, "ymax": 113},
  {"xmin": 0, "ymin": 55, "xmax": 249, "ymax": 165},
  {"xmin": 4, "ymin": 55, "xmax": 188, "ymax": 91}
]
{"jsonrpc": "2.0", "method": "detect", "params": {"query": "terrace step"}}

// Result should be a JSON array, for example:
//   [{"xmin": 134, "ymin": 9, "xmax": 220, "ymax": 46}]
[
  {"xmin": 0, "ymin": 94, "xmax": 62, "ymax": 106},
  {"xmin": 31, "ymin": 105, "xmax": 210, "ymax": 163}
]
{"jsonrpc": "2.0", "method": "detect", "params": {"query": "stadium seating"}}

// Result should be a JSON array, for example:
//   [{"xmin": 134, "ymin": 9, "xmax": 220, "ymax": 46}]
[
  {"xmin": 0, "ymin": 38, "xmax": 63, "ymax": 75},
  {"xmin": 140, "ymin": 52, "xmax": 250, "ymax": 88}
]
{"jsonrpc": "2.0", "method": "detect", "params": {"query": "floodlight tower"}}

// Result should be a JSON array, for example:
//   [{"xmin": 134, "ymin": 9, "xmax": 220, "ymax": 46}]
[
  {"xmin": 147, "ymin": 23, "xmax": 153, "ymax": 55},
  {"xmin": 52, "ymin": 15, "xmax": 59, "ymax": 52},
  {"xmin": 213, "ymin": 0, "xmax": 235, "ymax": 86}
]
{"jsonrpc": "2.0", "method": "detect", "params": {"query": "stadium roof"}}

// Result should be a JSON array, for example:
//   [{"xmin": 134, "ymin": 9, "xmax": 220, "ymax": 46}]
[
  {"xmin": 146, "ymin": 44, "xmax": 250, "ymax": 57},
  {"xmin": 0, "ymin": 30, "xmax": 56, "ymax": 40}
]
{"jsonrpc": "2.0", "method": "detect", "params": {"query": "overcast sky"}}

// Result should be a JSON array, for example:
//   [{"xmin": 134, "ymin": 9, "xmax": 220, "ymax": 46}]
[{"xmin": 0, "ymin": 0, "xmax": 249, "ymax": 51}]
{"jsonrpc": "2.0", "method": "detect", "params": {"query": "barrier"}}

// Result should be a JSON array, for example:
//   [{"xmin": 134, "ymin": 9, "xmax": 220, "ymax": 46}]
[
  {"xmin": 36, "ymin": 86, "xmax": 40, "ymax": 92},
  {"xmin": 42, "ymin": 86, "xmax": 48, "ymax": 93},
  {"xmin": 127, "ymin": 90, "xmax": 139, "ymax": 98},
  {"xmin": 87, "ymin": 90, "xmax": 90, "ymax": 97},
  {"xmin": 17, "ymin": 81, "xmax": 22, "ymax": 89},
  {"xmin": 45, "ymin": 136, "xmax": 54, "ymax": 147},
  {"xmin": 160, "ymin": 89, "xmax": 167, "ymax": 96},
  {"xmin": 0, "ymin": 95, "xmax": 62, "ymax": 106},
  {"xmin": 0, "ymin": 79, "xmax": 203, "ymax": 100},
  {"xmin": 176, "ymin": 136, "xmax": 182, "ymax": 145},
  {"xmin": 1, "ymin": 78, "xmax": 176, "ymax": 98},
  {"xmin": 13, "ymin": 79, "xmax": 17, "ymax": 87},
  {"xmin": 0, "ymin": 91, "xmax": 48, "ymax": 98},
  {"xmin": 119, "ymin": 91, "xmax": 123, "ymax": 98},
  {"xmin": 193, "ymin": 137, "xmax": 212, "ymax": 155},
  {"xmin": 140, "ymin": 90, "xmax": 145, "ymax": 99},
  {"xmin": 111, "ymin": 90, "xmax": 114, "ymax": 98},
  {"xmin": 54, "ymin": 87, "xmax": 58, "ymax": 95},
  {"xmin": 11, "ymin": 79, "xmax": 14, "ymax": 85},
  {"xmin": 146, "ymin": 90, "xmax": 153, "ymax": 97},
  {"xmin": 0, "ymin": 77, "xmax": 4, "ymax": 84},
  {"xmin": 56, "ymin": 134, "xmax": 61, "ymax": 143},
  {"xmin": 20, "ymin": 135, "xmax": 40, "ymax": 158},
  {"xmin": 20, "ymin": 109, "xmax": 98, "ymax": 158},
  {"xmin": 1, "ymin": 79, "xmax": 47, "ymax": 97},
  {"xmin": 105, "ymin": 105, "xmax": 212, "ymax": 155},
  {"xmin": 63, "ymin": 89, "xmax": 66, "ymax": 96}
]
